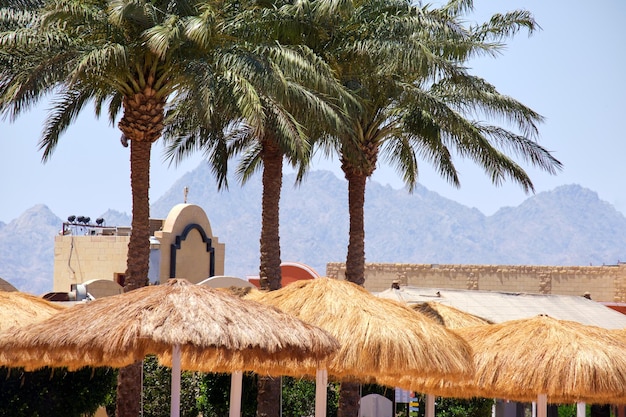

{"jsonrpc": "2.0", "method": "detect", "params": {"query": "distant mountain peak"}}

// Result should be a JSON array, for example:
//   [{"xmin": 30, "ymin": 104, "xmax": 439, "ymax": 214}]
[
  {"xmin": 98, "ymin": 209, "xmax": 131, "ymax": 227},
  {"xmin": 3, "ymin": 169, "xmax": 626, "ymax": 295},
  {"xmin": 9, "ymin": 204, "xmax": 59, "ymax": 231}
]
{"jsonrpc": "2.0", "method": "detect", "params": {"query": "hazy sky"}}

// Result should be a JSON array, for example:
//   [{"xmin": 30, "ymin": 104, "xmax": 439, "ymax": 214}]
[{"xmin": 1, "ymin": 0, "xmax": 625, "ymax": 223}]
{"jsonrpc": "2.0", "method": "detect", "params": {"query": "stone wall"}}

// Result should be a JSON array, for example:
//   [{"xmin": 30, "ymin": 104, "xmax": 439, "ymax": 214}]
[
  {"xmin": 54, "ymin": 235, "xmax": 128, "ymax": 292},
  {"xmin": 325, "ymin": 262, "xmax": 626, "ymax": 302}
]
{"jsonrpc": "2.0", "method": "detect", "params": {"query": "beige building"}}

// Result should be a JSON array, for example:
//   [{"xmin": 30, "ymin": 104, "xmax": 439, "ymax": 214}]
[
  {"xmin": 326, "ymin": 262, "xmax": 626, "ymax": 305},
  {"xmin": 53, "ymin": 204, "xmax": 225, "ymax": 294}
]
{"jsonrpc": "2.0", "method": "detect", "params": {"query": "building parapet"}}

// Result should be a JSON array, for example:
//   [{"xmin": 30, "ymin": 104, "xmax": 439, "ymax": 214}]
[{"xmin": 326, "ymin": 262, "xmax": 626, "ymax": 303}]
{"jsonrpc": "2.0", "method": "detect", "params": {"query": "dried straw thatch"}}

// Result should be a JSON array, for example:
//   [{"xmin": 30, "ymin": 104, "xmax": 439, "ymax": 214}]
[
  {"xmin": 243, "ymin": 278, "xmax": 473, "ymax": 383},
  {"xmin": 376, "ymin": 302, "xmax": 491, "ymax": 397},
  {"xmin": 454, "ymin": 315, "xmax": 626, "ymax": 403},
  {"xmin": 0, "ymin": 291, "xmax": 65, "ymax": 332},
  {"xmin": 0, "ymin": 279, "xmax": 338, "ymax": 373},
  {"xmin": 410, "ymin": 302, "xmax": 491, "ymax": 329},
  {"xmin": 377, "ymin": 373, "xmax": 476, "ymax": 399}
]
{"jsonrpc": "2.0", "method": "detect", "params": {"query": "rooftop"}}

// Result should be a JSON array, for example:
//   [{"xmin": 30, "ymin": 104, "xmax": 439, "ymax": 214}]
[{"xmin": 375, "ymin": 286, "xmax": 626, "ymax": 329}]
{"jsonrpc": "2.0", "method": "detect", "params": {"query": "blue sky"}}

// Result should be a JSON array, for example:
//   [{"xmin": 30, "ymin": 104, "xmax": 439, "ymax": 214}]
[{"xmin": 1, "ymin": 0, "xmax": 625, "ymax": 223}]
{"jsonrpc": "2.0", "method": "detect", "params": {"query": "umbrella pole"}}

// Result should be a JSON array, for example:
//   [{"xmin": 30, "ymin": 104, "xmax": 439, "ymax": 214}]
[
  {"xmin": 315, "ymin": 369, "xmax": 328, "ymax": 417},
  {"xmin": 425, "ymin": 394, "xmax": 435, "ymax": 417},
  {"xmin": 230, "ymin": 371, "xmax": 243, "ymax": 417},
  {"xmin": 171, "ymin": 344, "xmax": 181, "ymax": 417},
  {"xmin": 537, "ymin": 394, "xmax": 547, "ymax": 417},
  {"xmin": 577, "ymin": 403, "xmax": 585, "ymax": 417}
]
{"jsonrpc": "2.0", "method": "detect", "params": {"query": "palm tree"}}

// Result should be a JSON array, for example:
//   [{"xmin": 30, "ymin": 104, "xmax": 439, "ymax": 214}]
[
  {"xmin": 0, "ymin": 0, "xmax": 239, "ymax": 415},
  {"xmin": 291, "ymin": 0, "xmax": 562, "ymax": 283},
  {"xmin": 166, "ymin": 41, "xmax": 349, "ymax": 292},
  {"xmin": 230, "ymin": 52, "xmax": 351, "ymax": 292},
  {"xmin": 272, "ymin": 0, "xmax": 562, "ymax": 415},
  {"xmin": 164, "ymin": 15, "xmax": 353, "ymax": 417}
]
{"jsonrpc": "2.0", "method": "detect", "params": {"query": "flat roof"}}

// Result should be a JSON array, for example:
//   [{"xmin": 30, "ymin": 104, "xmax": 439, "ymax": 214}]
[{"xmin": 375, "ymin": 286, "xmax": 626, "ymax": 329}]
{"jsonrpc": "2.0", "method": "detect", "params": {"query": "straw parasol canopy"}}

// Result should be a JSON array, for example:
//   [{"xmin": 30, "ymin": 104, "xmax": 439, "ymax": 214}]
[
  {"xmin": 0, "ymin": 291, "xmax": 65, "ymax": 332},
  {"xmin": 453, "ymin": 314, "xmax": 626, "ymax": 403},
  {"xmin": 410, "ymin": 302, "xmax": 492, "ymax": 329},
  {"xmin": 375, "ymin": 302, "xmax": 491, "ymax": 398},
  {"xmin": 0, "ymin": 278, "xmax": 339, "ymax": 373},
  {"xmin": 243, "ymin": 278, "xmax": 474, "ymax": 383}
]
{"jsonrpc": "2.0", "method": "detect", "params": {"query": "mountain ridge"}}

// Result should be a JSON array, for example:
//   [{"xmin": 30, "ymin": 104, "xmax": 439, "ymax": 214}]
[{"xmin": 2, "ymin": 167, "xmax": 625, "ymax": 295}]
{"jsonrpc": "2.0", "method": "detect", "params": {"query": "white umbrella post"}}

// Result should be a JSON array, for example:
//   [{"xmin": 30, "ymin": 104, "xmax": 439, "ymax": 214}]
[
  {"xmin": 576, "ymin": 402, "xmax": 585, "ymax": 417},
  {"xmin": 171, "ymin": 344, "xmax": 181, "ymax": 417},
  {"xmin": 536, "ymin": 394, "xmax": 547, "ymax": 417},
  {"xmin": 315, "ymin": 369, "xmax": 328, "ymax": 417},
  {"xmin": 425, "ymin": 394, "xmax": 435, "ymax": 417},
  {"xmin": 230, "ymin": 371, "xmax": 243, "ymax": 417}
]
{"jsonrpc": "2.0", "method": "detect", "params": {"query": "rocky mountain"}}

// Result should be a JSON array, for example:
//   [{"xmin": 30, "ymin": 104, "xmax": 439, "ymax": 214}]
[
  {"xmin": 0, "ymin": 205, "xmax": 62, "ymax": 294},
  {"xmin": 99, "ymin": 209, "xmax": 132, "ymax": 228},
  {"xmin": 3, "ymin": 165, "xmax": 626, "ymax": 295},
  {"xmin": 152, "ymin": 164, "xmax": 626, "ymax": 276}
]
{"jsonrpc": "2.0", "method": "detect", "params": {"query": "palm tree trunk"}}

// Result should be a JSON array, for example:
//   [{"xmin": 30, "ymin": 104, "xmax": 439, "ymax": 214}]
[
  {"xmin": 339, "ymin": 165, "xmax": 366, "ymax": 417},
  {"xmin": 259, "ymin": 139, "xmax": 283, "ymax": 291},
  {"xmin": 340, "ymin": 153, "xmax": 374, "ymax": 417},
  {"xmin": 257, "ymin": 138, "xmax": 284, "ymax": 417},
  {"xmin": 114, "ymin": 83, "xmax": 164, "ymax": 417},
  {"xmin": 117, "ymin": 130, "xmax": 153, "ymax": 417},
  {"xmin": 338, "ymin": 382, "xmax": 361, "ymax": 417},
  {"xmin": 343, "ymin": 169, "xmax": 366, "ymax": 286},
  {"xmin": 115, "ymin": 361, "xmax": 142, "ymax": 417},
  {"xmin": 257, "ymin": 376, "xmax": 282, "ymax": 417},
  {"xmin": 125, "ymin": 138, "xmax": 151, "ymax": 290}
]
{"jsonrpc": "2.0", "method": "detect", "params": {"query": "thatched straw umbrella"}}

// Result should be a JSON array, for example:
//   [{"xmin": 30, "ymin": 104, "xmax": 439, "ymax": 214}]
[
  {"xmin": 454, "ymin": 315, "xmax": 626, "ymax": 416},
  {"xmin": 0, "ymin": 291, "xmax": 65, "ymax": 332},
  {"xmin": 375, "ymin": 302, "xmax": 491, "ymax": 417},
  {"xmin": 243, "ymin": 278, "xmax": 473, "ymax": 383},
  {"xmin": 243, "ymin": 278, "xmax": 473, "ymax": 417},
  {"xmin": 410, "ymin": 302, "xmax": 491, "ymax": 329},
  {"xmin": 0, "ymin": 279, "xmax": 339, "ymax": 417}
]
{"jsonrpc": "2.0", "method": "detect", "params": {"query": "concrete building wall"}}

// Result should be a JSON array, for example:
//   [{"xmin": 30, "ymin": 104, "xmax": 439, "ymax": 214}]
[
  {"xmin": 325, "ymin": 262, "xmax": 626, "ymax": 303},
  {"xmin": 154, "ymin": 204, "xmax": 225, "ymax": 283},
  {"xmin": 53, "ymin": 235, "xmax": 128, "ymax": 292},
  {"xmin": 53, "ymin": 204, "xmax": 225, "ymax": 292}
]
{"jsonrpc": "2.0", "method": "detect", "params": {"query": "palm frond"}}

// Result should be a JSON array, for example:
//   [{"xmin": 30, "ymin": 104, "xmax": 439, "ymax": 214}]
[
  {"xmin": 39, "ymin": 85, "xmax": 95, "ymax": 161},
  {"xmin": 471, "ymin": 10, "xmax": 540, "ymax": 43},
  {"xmin": 144, "ymin": 14, "xmax": 183, "ymax": 58},
  {"xmin": 233, "ymin": 138, "xmax": 264, "ymax": 184},
  {"xmin": 431, "ymin": 74, "xmax": 544, "ymax": 138},
  {"xmin": 0, "ymin": 7, "xmax": 40, "ymax": 31},
  {"xmin": 0, "ymin": 0, "xmax": 44, "ymax": 9},
  {"xmin": 477, "ymin": 124, "xmax": 562, "ymax": 175}
]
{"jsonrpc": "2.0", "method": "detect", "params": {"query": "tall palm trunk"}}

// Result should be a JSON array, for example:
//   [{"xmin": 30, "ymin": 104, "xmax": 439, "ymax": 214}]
[
  {"xmin": 257, "ymin": 138, "xmax": 284, "ymax": 417},
  {"xmin": 257, "ymin": 376, "xmax": 282, "ymax": 417},
  {"xmin": 338, "ymin": 165, "xmax": 367, "ymax": 417},
  {"xmin": 338, "ymin": 381, "xmax": 361, "ymax": 417},
  {"xmin": 258, "ymin": 138, "xmax": 283, "ymax": 291},
  {"xmin": 115, "ymin": 361, "xmax": 143, "ymax": 417},
  {"xmin": 342, "ymin": 166, "xmax": 367, "ymax": 286},
  {"xmin": 116, "ymin": 86, "xmax": 165, "ymax": 417},
  {"xmin": 341, "ymin": 139, "xmax": 379, "ymax": 285},
  {"xmin": 340, "ymin": 140, "xmax": 379, "ymax": 417},
  {"xmin": 114, "ymin": 138, "xmax": 152, "ymax": 417},
  {"xmin": 125, "ymin": 138, "xmax": 152, "ymax": 290}
]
